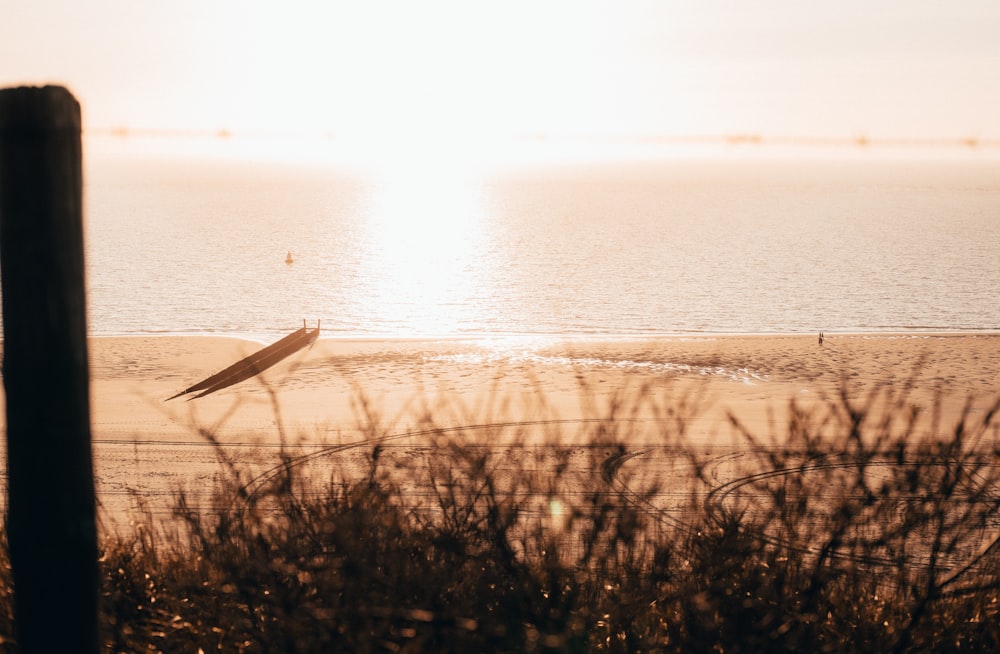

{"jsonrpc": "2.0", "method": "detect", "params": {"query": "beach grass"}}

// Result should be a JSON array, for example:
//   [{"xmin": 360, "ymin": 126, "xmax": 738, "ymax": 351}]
[{"xmin": 2, "ymin": 380, "xmax": 1000, "ymax": 652}]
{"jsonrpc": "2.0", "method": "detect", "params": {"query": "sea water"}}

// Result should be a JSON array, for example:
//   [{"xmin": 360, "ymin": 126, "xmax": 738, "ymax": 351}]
[{"xmin": 81, "ymin": 150, "xmax": 1000, "ymax": 339}]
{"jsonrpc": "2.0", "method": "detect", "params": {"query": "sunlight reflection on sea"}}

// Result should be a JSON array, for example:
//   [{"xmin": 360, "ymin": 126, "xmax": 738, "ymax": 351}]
[{"xmin": 82, "ymin": 154, "xmax": 1000, "ymax": 339}]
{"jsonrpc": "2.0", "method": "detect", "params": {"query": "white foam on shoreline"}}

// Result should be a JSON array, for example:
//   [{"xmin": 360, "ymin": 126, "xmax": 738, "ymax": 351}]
[{"xmin": 425, "ymin": 351, "xmax": 768, "ymax": 385}]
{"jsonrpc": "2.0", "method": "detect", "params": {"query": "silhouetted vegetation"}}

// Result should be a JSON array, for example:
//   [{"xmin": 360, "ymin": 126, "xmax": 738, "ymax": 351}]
[{"xmin": 2, "ymin": 382, "xmax": 1000, "ymax": 652}]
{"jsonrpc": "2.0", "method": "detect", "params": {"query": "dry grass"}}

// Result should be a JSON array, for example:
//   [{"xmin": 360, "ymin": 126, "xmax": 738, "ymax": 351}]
[{"xmin": 2, "ymin": 381, "xmax": 1000, "ymax": 652}]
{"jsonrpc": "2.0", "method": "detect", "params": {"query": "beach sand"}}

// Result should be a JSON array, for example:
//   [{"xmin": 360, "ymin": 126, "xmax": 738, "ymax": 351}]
[
  {"xmin": 86, "ymin": 332, "xmax": 1000, "ymax": 444},
  {"xmin": 4, "ymin": 333, "xmax": 998, "ymax": 522}
]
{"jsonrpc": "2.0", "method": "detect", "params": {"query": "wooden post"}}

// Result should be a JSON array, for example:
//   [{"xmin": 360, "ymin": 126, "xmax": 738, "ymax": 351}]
[{"xmin": 0, "ymin": 86, "xmax": 99, "ymax": 652}]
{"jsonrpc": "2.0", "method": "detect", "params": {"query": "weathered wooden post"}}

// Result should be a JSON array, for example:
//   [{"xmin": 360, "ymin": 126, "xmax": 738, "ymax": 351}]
[{"xmin": 0, "ymin": 86, "xmax": 99, "ymax": 652}]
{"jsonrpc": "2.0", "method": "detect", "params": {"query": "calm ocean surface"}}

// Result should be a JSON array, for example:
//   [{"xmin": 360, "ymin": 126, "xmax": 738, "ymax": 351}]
[{"xmin": 82, "ymin": 152, "xmax": 1000, "ymax": 339}]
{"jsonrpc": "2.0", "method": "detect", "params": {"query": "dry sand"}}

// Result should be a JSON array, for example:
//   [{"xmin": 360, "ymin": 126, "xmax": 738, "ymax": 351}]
[
  {"xmin": 87, "ymin": 332, "xmax": 1000, "ymax": 444},
  {"xmin": 5, "ymin": 333, "xmax": 998, "ymax": 522}
]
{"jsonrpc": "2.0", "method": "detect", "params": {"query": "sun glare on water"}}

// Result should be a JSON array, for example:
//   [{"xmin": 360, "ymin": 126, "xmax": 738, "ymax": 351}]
[{"xmin": 355, "ymin": 157, "xmax": 492, "ymax": 335}]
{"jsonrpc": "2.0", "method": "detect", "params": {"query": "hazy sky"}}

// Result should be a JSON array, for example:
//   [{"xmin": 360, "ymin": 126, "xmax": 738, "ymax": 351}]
[{"xmin": 3, "ymin": 1, "xmax": 999, "ymax": 146}]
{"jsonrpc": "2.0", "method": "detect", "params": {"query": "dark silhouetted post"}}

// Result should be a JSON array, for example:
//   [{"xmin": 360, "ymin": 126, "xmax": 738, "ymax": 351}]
[{"xmin": 0, "ymin": 86, "xmax": 99, "ymax": 653}]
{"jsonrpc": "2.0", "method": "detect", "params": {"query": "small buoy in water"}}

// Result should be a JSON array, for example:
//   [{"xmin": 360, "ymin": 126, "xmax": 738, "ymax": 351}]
[{"xmin": 285, "ymin": 251, "xmax": 294, "ymax": 264}]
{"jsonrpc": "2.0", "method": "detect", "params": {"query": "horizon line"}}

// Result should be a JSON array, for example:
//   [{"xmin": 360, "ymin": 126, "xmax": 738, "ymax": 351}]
[{"xmin": 83, "ymin": 127, "xmax": 1000, "ymax": 150}]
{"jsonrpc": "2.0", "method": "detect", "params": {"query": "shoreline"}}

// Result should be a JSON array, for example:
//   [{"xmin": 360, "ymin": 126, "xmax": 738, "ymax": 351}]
[
  {"xmin": 76, "ymin": 332, "xmax": 999, "ymax": 443},
  {"xmin": 2, "ymin": 332, "xmax": 995, "ymax": 445},
  {"xmin": 3, "ymin": 332, "xmax": 996, "ymax": 521},
  {"xmin": 85, "ymin": 328, "xmax": 1000, "ymax": 343}
]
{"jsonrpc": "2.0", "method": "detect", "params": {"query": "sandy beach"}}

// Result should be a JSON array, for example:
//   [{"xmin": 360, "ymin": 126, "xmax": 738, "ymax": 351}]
[
  {"xmin": 4, "ymin": 332, "xmax": 998, "ymax": 522},
  {"xmin": 84, "ymin": 332, "xmax": 1000, "ymax": 443}
]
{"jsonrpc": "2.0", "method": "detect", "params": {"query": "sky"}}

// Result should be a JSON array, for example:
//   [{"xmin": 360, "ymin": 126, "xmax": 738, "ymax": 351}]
[{"xmin": 2, "ymin": 0, "xmax": 999, "ymax": 158}]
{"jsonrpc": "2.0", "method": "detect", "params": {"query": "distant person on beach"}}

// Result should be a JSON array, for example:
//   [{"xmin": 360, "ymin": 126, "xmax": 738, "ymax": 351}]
[{"xmin": 818, "ymin": 331, "xmax": 824, "ymax": 346}]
